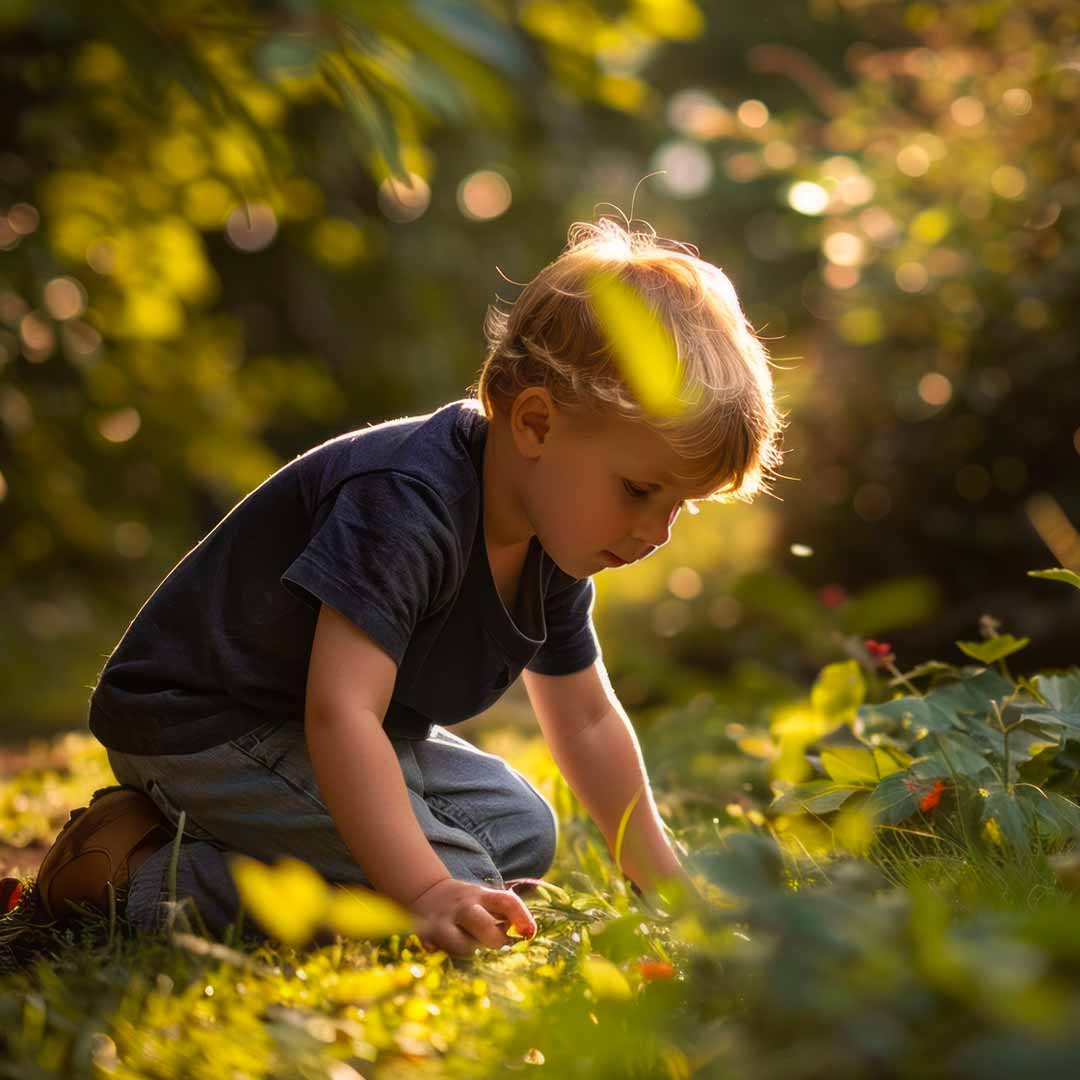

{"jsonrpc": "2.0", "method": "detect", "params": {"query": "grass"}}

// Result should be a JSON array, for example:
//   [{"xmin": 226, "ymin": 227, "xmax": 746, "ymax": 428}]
[{"xmin": 6, "ymin": 717, "xmax": 1080, "ymax": 1078}]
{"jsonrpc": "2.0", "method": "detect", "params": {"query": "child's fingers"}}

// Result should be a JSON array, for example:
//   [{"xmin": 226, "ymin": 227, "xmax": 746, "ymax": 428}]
[
  {"xmin": 457, "ymin": 902, "xmax": 513, "ymax": 949},
  {"xmin": 480, "ymin": 887, "xmax": 536, "ymax": 936}
]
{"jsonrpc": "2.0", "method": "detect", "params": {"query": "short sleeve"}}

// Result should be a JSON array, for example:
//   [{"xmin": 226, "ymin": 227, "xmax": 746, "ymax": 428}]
[
  {"xmin": 525, "ymin": 573, "xmax": 601, "ymax": 676},
  {"xmin": 281, "ymin": 472, "xmax": 461, "ymax": 667}
]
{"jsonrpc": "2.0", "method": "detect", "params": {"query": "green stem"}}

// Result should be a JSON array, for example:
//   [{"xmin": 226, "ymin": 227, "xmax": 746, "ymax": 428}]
[
  {"xmin": 885, "ymin": 661, "xmax": 921, "ymax": 698},
  {"xmin": 167, "ymin": 810, "xmax": 186, "ymax": 908},
  {"xmin": 107, "ymin": 880, "xmax": 116, "ymax": 949}
]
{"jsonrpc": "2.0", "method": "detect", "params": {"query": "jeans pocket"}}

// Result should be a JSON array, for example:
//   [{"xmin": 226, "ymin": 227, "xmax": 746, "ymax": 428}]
[
  {"xmin": 227, "ymin": 718, "xmax": 290, "ymax": 759},
  {"xmin": 229, "ymin": 718, "xmax": 303, "ymax": 774}
]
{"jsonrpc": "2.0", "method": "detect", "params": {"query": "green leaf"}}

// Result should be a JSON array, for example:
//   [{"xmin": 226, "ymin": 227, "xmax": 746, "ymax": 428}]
[
  {"xmin": 412, "ymin": 0, "xmax": 537, "ymax": 79},
  {"xmin": 862, "ymin": 771, "xmax": 921, "ymax": 825},
  {"xmin": 770, "ymin": 780, "xmax": 866, "ymax": 815},
  {"xmin": 927, "ymin": 669, "xmax": 1015, "ymax": 725},
  {"xmin": 955, "ymin": 635, "xmax": 1031, "ymax": 664},
  {"xmin": 911, "ymin": 731, "xmax": 995, "ymax": 781},
  {"xmin": 863, "ymin": 697, "xmax": 956, "ymax": 739},
  {"xmin": 320, "ymin": 53, "xmax": 408, "ymax": 182},
  {"xmin": 1020, "ymin": 787, "xmax": 1080, "ymax": 844},
  {"xmin": 811, "ymin": 660, "xmax": 866, "ymax": 729},
  {"xmin": 1028, "ymin": 568, "xmax": 1080, "ymax": 590},
  {"xmin": 960, "ymin": 714, "xmax": 1060, "ymax": 779},
  {"xmin": 889, "ymin": 660, "xmax": 958, "ymax": 685},
  {"xmin": 820, "ymin": 745, "xmax": 911, "ymax": 785},
  {"xmin": 1034, "ymin": 671, "xmax": 1080, "ymax": 712},
  {"xmin": 983, "ymin": 788, "xmax": 1032, "ymax": 853},
  {"xmin": 1018, "ymin": 706, "xmax": 1080, "ymax": 742},
  {"xmin": 586, "ymin": 270, "xmax": 687, "ymax": 418}
]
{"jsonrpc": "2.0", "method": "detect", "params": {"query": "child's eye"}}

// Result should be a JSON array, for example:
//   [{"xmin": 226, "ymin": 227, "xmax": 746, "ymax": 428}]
[{"xmin": 623, "ymin": 481, "xmax": 651, "ymax": 499}]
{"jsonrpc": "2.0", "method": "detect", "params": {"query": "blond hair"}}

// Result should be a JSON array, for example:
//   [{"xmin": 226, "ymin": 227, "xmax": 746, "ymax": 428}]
[{"xmin": 471, "ymin": 216, "xmax": 787, "ymax": 504}]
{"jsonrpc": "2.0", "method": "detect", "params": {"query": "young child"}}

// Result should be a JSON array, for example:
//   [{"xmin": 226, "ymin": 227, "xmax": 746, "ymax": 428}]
[{"xmin": 32, "ymin": 217, "xmax": 785, "ymax": 958}]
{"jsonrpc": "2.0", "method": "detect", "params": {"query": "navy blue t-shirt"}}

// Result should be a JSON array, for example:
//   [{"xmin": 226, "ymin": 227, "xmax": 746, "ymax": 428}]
[{"xmin": 88, "ymin": 399, "xmax": 600, "ymax": 755}]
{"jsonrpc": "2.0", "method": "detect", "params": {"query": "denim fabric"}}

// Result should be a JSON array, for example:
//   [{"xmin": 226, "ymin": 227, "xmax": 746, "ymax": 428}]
[{"xmin": 105, "ymin": 720, "xmax": 558, "ymax": 939}]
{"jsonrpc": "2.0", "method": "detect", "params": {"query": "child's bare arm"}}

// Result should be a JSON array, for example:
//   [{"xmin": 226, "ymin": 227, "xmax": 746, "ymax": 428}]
[
  {"xmin": 304, "ymin": 603, "xmax": 451, "ymax": 905},
  {"xmin": 304, "ymin": 603, "xmax": 536, "ymax": 956}
]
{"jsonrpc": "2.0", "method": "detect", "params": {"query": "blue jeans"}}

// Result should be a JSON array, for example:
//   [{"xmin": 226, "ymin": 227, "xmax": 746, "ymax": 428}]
[{"xmin": 105, "ymin": 718, "xmax": 558, "ymax": 939}]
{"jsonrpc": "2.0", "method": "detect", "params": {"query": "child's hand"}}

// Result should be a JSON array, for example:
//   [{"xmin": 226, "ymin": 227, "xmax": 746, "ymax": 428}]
[{"xmin": 407, "ymin": 877, "xmax": 537, "ymax": 958}]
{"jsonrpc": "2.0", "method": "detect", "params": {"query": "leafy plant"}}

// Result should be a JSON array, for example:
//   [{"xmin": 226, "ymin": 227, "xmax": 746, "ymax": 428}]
[{"xmin": 768, "ymin": 569, "xmax": 1080, "ymax": 860}]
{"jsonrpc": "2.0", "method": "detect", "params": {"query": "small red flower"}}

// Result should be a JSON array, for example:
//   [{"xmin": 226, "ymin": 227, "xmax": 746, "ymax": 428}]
[
  {"xmin": 818, "ymin": 584, "xmax": 848, "ymax": 609},
  {"xmin": 637, "ymin": 959, "xmax": 675, "ymax": 981},
  {"xmin": 863, "ymin": 639, "xmax": 896, "ymax": 666},
  {"xmin": 920, "ymin": 780, "xmax": 947, "ymax": 813}
]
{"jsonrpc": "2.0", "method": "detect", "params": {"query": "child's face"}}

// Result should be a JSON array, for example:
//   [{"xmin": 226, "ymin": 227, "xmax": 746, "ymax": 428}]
[{"xmin": 512, "ymin": 392, "xmax": 715, "ymax": 579}]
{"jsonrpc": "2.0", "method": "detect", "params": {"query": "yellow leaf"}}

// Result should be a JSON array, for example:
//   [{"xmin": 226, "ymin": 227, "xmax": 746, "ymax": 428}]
[
  {"xmin": 736, "ymin": 733, "xmax": 777, "ymax": 760},
  {"xmin": 581, "ymin": 955, "xmax": 632, "ymax": 1000},
  {"xmin": 324, "ymin": 884, "xmax": 414, "ymax": 940},
  {"xmin": 230, "ymin": 854, "xmax": 328, "ymax": 945},
  {"xmin": 810, "ymin": 660, "xmax": 866, "ymax": 728},
  {"xmin": 632, "ymin": 0, "xmax": 704, "ymax": 40},
  {"xmin": 833, "ymin": 804, "xmax": 875, "ymax": 856},
  {"xmin": 586, "ymin": 270, "xmax": 690, "ymax": 418},
  {"xmin": 983, "ymin": 817, "xmax": 1003, "ymax": 847}
]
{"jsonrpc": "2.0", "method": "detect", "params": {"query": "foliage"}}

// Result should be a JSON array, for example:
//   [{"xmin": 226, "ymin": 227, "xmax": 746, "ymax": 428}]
[
  {"xmin": 0, "ymin": 0, "xmax": 707, "ymax": 736},
  {"xmin": 741, "ymin": 0, "xmax": 1080, "ymax": 659},
  {"xmin": 768, "ymin": 570, "xmax": 1080, "ymax": 870},
  {"xmin": 2, "ymin": 567, "xmax": 1080, "ymax": 1076}
]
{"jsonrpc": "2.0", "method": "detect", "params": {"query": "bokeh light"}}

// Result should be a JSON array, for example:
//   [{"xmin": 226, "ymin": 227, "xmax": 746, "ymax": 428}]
[
  {"xmin": 895, "ymin": 262, "xmax": 928, "ymax": 293},
  {"xmin": 667, "ymin": 89, "xmax": 731, "ymax": 139},
  {"xmin": 668, "ymin": 566, "xmax": 703, "ymax": 599},
  {"xmin": 43, "ymin": 277, "xmax": 87, "ymax": 320},
  {"xmin": 8, "ymin": 202, "xmax": 39, "ymax": 235},
  {"xmin": 736, "ymin": 99, "xmax": 769, "ymax": 129},
  {"xmin": 652, "ymin": 140, "xmax": 713, "ymax": 197},
  {"xmin": 378, "ymin": 173, "xmax": 431, "ymax": 223},
  {"xmin": 1001, "ymin": 87, "xmax": 1032, "ymax": 115},
  {"xmin": 823, "ymin": 231, "xmax": 865, "ymax": 267},
  {"xmin": 950, "ymin": 96, "xmax": 986, "ymax": 126},
  {"xmin": 457, "ymin": 170, "xmax": 512, "ymax": 221},
  {"xmin": 98, "ymin": 407, "xmax": 141, "ymax": 443},
  {"xmin": 788, "ymin": 181, "xmax": 828, "ymax": 215},
  {"xmin": 990, "ymin": 165, "xmax": 1026, "ymax": 198},
  {"xmin": 225, "ymin": 202, "xmax": 278, "ymax": 251},
  {"xmin": 896, "ymin": 144, "xmax": 930, "ymax": 177},
  {"xmin": 918, "ymin": 372, "xmax": 953, "ymax": 406}
]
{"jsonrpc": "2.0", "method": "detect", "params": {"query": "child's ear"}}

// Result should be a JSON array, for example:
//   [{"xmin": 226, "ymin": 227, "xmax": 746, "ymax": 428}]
[{"xmin": 511, "ymin": 388, "xmax": 554, "ymax": 454}]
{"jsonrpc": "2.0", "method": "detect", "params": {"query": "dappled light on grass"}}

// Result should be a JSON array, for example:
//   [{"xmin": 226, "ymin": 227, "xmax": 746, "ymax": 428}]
[{"xmin": 6, "ymin": 573, "xmax": 1080, "ymax": 1075}]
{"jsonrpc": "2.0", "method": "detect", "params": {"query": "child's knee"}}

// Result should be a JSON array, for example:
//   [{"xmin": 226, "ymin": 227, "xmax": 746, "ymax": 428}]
[{"xmin": 522, "ymin": 796, "xmax": 558, "ymax": 878}]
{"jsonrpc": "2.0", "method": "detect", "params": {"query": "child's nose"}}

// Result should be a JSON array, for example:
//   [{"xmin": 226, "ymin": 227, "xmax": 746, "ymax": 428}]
[{"xmin": 634, "ymin": 502, "xmax": 681, "ymax": 551}]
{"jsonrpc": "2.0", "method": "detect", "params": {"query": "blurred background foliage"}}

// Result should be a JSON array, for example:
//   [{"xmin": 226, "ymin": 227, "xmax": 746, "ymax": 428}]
[{"xmin": 1, "ymin": 0, "xmax": 1078, "ymax": 739}]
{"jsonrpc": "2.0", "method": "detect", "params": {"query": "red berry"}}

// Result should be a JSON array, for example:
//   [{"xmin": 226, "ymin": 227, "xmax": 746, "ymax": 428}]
[
  {"xmin": 1, "ymin": 879, "xmax": 23, "ymax": 914},
  {"xmin": 638, "ymin": 959, "xmax": 675, "ymax": 981},
  {"xmin": 920, "ymin": 780, "xmax": 947, "ymax": 812},
  {"xmin": 818, "ymin": 584, "xmax": 847, "ymax": 609}
]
